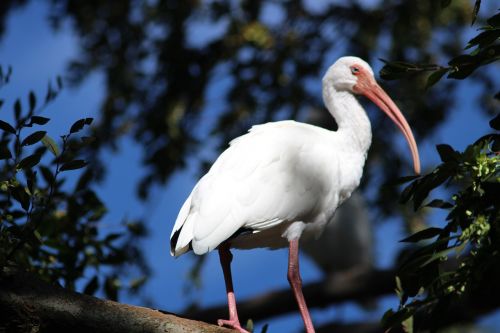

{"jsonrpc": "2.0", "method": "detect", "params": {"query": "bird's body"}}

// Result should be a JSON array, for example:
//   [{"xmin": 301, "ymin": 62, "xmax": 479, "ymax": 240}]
[
  {"xmin": 170, "ymin": 56, "xmax": 420, "ymax": 333},
  {"xmin": 172, "ymin": 118, "xmax": 369, "ymax": 255}
]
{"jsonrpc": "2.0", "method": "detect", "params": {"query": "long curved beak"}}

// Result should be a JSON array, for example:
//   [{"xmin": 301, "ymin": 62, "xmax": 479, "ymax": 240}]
[{"xmin": 356, "ymin": 79, "xmax": 421, "ymax": 175}]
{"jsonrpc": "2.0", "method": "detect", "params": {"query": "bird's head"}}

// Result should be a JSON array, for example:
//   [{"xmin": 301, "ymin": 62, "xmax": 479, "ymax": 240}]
[
  {"xmin": 323, "ymin": 56, "xmax": 421, "ymax": 175},
  {"xmin": 323, "ymin": 56, "xmax": 374, "ymax": 92}
]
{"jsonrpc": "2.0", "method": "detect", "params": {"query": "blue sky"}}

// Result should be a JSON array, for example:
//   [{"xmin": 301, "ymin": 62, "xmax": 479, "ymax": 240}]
[{"xmin": 0, "ymin": 2, "xmax": 497, "ymax": 332}]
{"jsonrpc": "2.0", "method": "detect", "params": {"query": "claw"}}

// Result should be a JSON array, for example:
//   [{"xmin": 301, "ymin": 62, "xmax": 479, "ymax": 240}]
[{"xmin": 217, "ymin": 318, "xmax": 250, "ymax": 333}]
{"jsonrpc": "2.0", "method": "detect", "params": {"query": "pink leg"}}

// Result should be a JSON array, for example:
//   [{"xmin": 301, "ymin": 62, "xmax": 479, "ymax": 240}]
[
  {"xmin": 288, "ymin": 239, "xmax": 315, "ymax": 333},
  {"xmin": 218, "ymin": 244, "xmax": 250, "ymax": 333}
]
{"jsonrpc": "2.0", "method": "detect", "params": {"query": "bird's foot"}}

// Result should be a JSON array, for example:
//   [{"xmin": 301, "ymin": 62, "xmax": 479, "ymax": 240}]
[{"xmin": 217, "ymin": 318, "xmax": 250, "ymax": 333}]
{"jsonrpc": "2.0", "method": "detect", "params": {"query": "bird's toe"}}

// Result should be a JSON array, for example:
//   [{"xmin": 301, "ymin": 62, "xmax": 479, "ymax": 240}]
[{"xmin": 217, "ymin": 318, "xmax": 251, "ymax": 333}]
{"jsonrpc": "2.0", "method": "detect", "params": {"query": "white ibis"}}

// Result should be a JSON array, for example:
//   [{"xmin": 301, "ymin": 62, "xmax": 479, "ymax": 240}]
[{"xmin": 170, "ymin": 56, "xmax": 420, "ymax": 333}]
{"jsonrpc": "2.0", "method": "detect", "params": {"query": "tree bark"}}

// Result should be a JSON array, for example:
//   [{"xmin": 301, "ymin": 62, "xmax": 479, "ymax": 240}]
[
  {"xmin": 0, "ymin": 268, "xmax": 235, "ymax": 333},
  {"xmin": 3, "ymin": 266, "xmax": 495, "ymax": 333}
]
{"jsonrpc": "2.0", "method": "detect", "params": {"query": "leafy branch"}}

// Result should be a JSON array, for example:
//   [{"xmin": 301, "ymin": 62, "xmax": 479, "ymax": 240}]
[
  {"xmin": 382, "ymin": 114, "xmax": 499, "ymax": 331},
  {"xmin": 380, "ymin": 9, "xmax": 500, "ymax": 88},
  {"xmin": 0, "ymin": 67, "xmax": 148, "ymax": 300},
  {"xmin": 380, "ymin": 4, "xmax": 500, "ymax": 331}
]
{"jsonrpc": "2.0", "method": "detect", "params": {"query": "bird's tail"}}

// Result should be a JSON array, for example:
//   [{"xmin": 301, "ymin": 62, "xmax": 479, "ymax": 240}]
[{"xmin": 170, "ymin": 194, "xmax": 195, "ymax": 256}]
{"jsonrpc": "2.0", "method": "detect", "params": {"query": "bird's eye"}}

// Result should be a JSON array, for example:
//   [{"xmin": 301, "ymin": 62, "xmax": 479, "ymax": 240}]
[{"xmin": 351, "ymin": 66, "xmax": 360, "ymax": 75}]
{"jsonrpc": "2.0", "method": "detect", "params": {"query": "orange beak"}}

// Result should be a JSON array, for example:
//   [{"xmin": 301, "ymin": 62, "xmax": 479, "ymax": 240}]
[{"xmin": 355, "ymin": 76, "xmax": 421, "ymax": 175}]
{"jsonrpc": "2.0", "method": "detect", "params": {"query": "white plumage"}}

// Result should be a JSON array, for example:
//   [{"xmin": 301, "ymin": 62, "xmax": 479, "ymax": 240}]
[
  {"xmin": 172, "ymin": 120, "xmax": 368, "ymax": 255},
  {"xmin": 170, "ymin": 56, "xmax": 420, "ymax": 333}
]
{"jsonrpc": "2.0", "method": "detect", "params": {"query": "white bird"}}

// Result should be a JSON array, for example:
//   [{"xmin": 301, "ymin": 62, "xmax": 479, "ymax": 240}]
[{"xmin": 170, "ymin": 56, "xmax": 420, "ymax": 333}]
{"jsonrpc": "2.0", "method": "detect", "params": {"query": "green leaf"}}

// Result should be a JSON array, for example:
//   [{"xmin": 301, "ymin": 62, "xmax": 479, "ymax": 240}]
[
  {"xmin": 41, "ymin": 135, "xmax": 60, "ymax": 156},
  {"xmin": 126, "ymin": 222, "xmax": 146, "ymax": 236},
  {"xmin": 26, "ymin": 169, "xmax": 36, "ymax": 193},
  {"xmin": 454, "ymin": 240, "xmax": 468, "ymax": 255},
  {"xmin": 399, "ymin": 238, "xmax": 452, "ymax": 272},
  {"xmin": 83, "ymin": 276, "xmax": 99, "ymax": 295},
  {"xmin": 60, "ymin": 159, "xmax": 88, "ymax": 171},
  {"xmin": 0, "ymin": 145, "xmax": 12, "ymax": 159},
  {"xmin": 129, "ymin": 276, "xmax": 147, "ymax": 290},
  {"xmin": 412, "ymin": 167, "xmax": 452, "ymax": 210},
  {"xmin": 29, "ymin": 116, "xmax": 50, "ymax": 125},
  {"xmin": 419, "ymin": 247, "xmax": 454, "ymax": 268},
  {"xmin": 379, "ymin": 61, "xmax": 419, "ymax": 80},
  {"xmin": 436, "ymin": 144, "xmax": 459, "ymax": 163},
  {"xmin": 379, "ymin": 60, "xmax": 441, "ymax": 80},
  {"xmin": 395, "ymin": 276, "xmax": 404, "ymax": 300},
  {"xmin": 402, "ymin": 315, "xmax": 414, "ymax": 333},
  {"xmin": 426, "ymin": 199, "xmax": 453, "ymax": 209},
  {"xmin": 68, "ymin": 136, "xmax": 97, "ymax": 151},
  {"xmin": 447, "ymin": 44, "xmax": 499, "ymax": 79},
  {"xmin": 245, "ymin": 319, "xmax": 254, "ymax": 332},
  {"xmin": 104, "ymin": 276, "xmax": 120, "ymax": 301},
  {"xmin": 21, "ymin": 131, "xmax": 47, "ymax": 146},
  {"xmin": 39, "ymin": 166, "xmax": 55, "ymax": 185},
  {"xmin": 14, "ymin": 99, "xmax": 21, "ymax": 120},
  {"xmin": 487, "ymin": 13, "xmax": 500, "ymax": 28},
  {"xmin": 466, "ymin": 30, "xmax": 500, "ymax": 49},
  {"xmin": 76, "ymin": 169, "xmax": 93, "ymax": 191},
  {"xmin": 0, "ymin": 120, "xmax": 16, "ymax": 134},
  {"xmin": 381, "ymin": 308, "xmax": 414, "ymax": 329},
  {"xmin": 448, "ymin": 60, "xmax": 476, "ymax": 79},
  {"xmin": 11, "ymin": 185, "xmax": 30, "ymax": 210},
  {"xmin": 29, "ymin": 91, "xmax": 36, "ymax": 112},
  {"xmin": 104, "ymin": 233, "xmax": 122, "ymax": 243},
  {"xmin": 70, "ymin": 118, "xmax": 94, "ymax": 134},
  {"xmin": 400, "ymin": 227, "xmax": 443, "ymax": 243},
  {"xmin": 425, "ymin": 68, "xmax": 448, "ymax": 90},
  {"xmin": 400, "ymin": 179, "xmax": 418, "ymax": 204},
  {"xmin": 489, "ymin": 114, "xmax": 500, "ymax": 130},
  {"xmin": 471, "ymin": 0, "xmax": 481, "ymax": 26},
  {"xmin": 448, "ymin": 54, "xmax": 473, "ymax": 67},
  {"xmin": 18, "ymin": 153, "xmax": 42, "ymax": 169}
]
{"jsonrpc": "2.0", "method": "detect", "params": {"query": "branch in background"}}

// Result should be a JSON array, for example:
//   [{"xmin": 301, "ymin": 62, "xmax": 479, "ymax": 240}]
[
  {"xmin": 185, "ymin": 269, "xmax": 396, "ymax": 323},
  {"xmin": 0, "ymin": 268, "xmax": 235, "ymax": 333},
  {"xmin": 316, "ymin": 322, "xmax": 389, "ymax": 333}
]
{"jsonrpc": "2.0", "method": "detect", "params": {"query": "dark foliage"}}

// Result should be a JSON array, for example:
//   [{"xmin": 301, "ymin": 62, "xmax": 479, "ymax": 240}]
[
  {"xmin": 381, "ymin": 2, "xmax": 500, "ymax": 331},
  {"xmin": 0, "ymin": 72, "xmax": 148, "ymax": 300}
]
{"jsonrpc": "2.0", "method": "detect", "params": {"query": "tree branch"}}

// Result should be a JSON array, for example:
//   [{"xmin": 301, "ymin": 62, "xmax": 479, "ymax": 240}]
[
  {"xmin": 185, "ymin": 268, "xmax": 396, "ymax": 323},
  {"xmin": 0, "ymin": 268, "xmax": 235, "ymax": 333},
  {"xmin": 316, "ymin": 321, "xmax": 387, "ymax": 333}
]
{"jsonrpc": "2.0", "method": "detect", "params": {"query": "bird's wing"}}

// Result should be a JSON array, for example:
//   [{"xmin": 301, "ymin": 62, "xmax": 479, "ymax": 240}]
[
  {"xmin": 171, "ymin": 121, "xmax": 341, "ymax": 256},
  {"xmin": 170, "ymin": 189, "xmax": 195, "ymax": 256}
]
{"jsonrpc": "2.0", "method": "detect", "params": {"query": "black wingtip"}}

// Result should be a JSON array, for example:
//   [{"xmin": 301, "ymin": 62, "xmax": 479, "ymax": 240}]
[{"xmin": 170, "ymin": 227, "xmax": 182, "ymax": 255}]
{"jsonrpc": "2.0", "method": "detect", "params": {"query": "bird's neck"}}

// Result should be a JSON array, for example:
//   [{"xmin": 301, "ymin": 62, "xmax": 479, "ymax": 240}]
[{"xmin": 323, "ymin": 85, "xmax": 372, "ymax": 155}]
